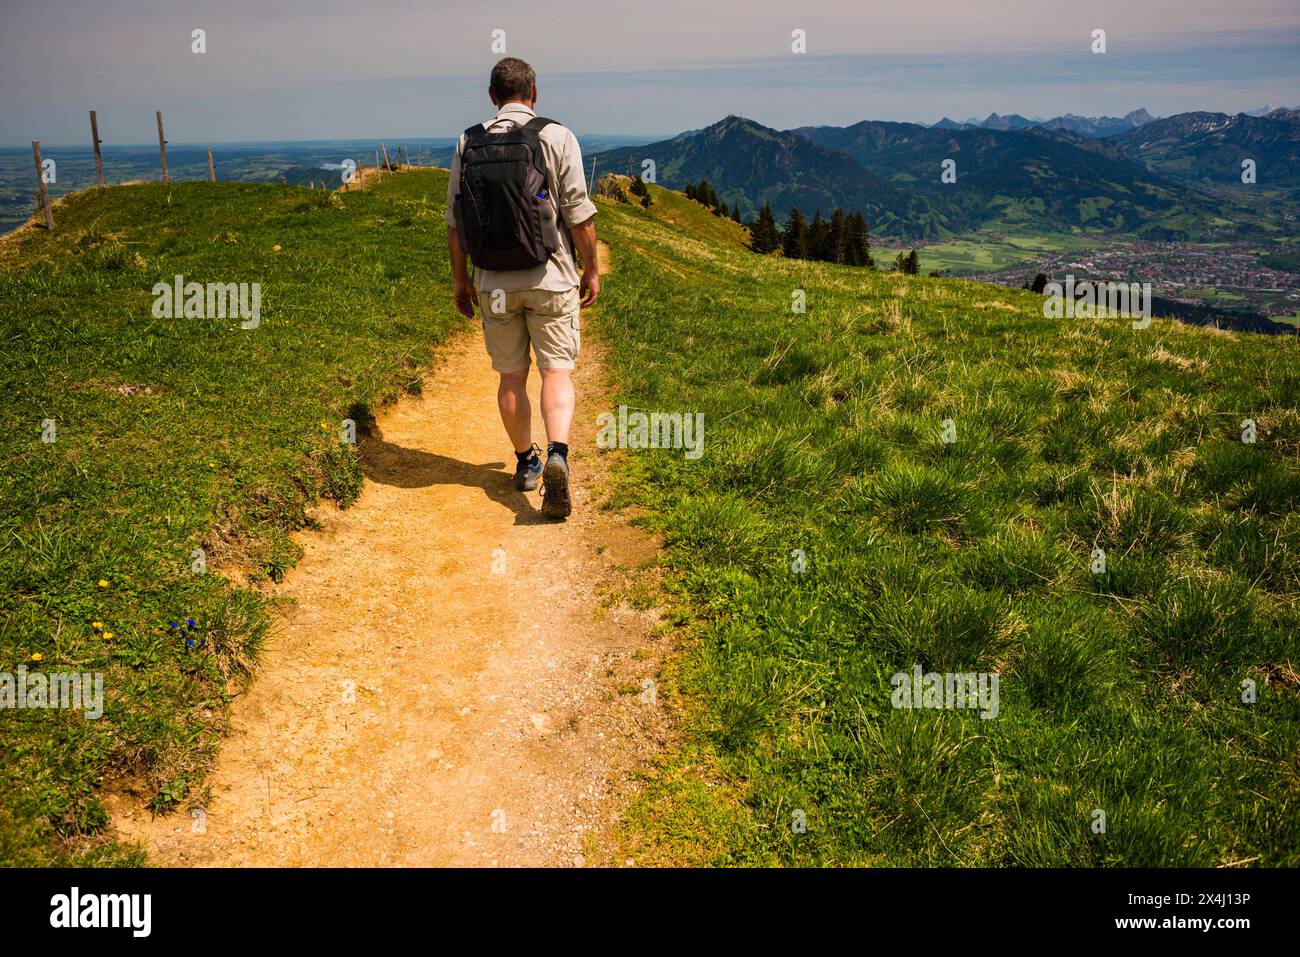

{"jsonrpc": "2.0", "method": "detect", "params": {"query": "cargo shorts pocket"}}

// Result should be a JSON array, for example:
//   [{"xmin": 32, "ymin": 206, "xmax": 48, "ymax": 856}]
[
  {"xmin": 530, "ymin": 289, "xmax": 580, "ymax": 369},
  {"xmin": 480, "ymin": 305, "xmax": 530, "ymax": 373}
]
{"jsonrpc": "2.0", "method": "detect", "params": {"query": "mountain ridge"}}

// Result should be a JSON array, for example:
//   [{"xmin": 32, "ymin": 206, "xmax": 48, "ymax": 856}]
[
  {"xmin": 590, "ymin": 114, "xmax": 949, "ymax": 238},
  {"xmin": 590, "ymin": 110, "xmax": 1297, "ymax": 241},
  {"xmin": 929, "ymin": 108, "xmax": 1157, "ymax": 137}
]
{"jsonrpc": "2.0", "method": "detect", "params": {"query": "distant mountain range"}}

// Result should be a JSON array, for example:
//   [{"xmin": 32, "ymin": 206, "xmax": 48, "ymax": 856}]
[
  {"xmin": 590, "ymin": 109, "xmax": 1300, "ymax": 241},
  {"xmin": 932, "ymin": 108, "xmax": 1156, "ymax": 138},
  {"xmin": 1110, "ymin": 109, "xmax": 1300, "ymax": 190}
]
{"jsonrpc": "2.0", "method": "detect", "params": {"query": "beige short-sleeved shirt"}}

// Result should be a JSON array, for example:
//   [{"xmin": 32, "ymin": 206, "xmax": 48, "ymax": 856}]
[{"xmin": 445, "ymin": 103, "xmax": 597, "ymax": 293}]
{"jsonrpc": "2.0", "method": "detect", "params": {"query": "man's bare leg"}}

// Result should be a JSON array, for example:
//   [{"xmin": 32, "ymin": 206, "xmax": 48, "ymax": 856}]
[
  {"xmin": 498, "ymin": 369, "xmax": 532, "ymax": 452},
  {"xmin": 539, "ymin": 368, "xmax": 574, "ymax": 445}
]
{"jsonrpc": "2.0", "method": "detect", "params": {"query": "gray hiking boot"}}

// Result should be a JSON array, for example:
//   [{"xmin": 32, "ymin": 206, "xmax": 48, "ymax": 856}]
[
  {"xmin": 541, "ymin": 451, "xmax": 571, "ymax": 520},
  {"xmin": 514, "ymin": 444, "xmax": 543, "ymax": 492}
]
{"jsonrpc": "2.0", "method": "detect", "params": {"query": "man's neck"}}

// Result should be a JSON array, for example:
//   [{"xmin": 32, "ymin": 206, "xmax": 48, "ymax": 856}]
[{"xmin": 497, "ymin": 100, "xmax": 535, "ymax": 111}]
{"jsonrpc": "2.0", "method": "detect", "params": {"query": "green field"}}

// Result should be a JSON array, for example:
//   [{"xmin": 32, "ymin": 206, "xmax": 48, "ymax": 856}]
[
  {"xmin": 0, "ymin": 173, "xmax": 463, "ymax": 864},
  {"xmin": 1183, "ymin": 287, "xmax": 1249, "ymax": 304},
  {"xmin": 597, "ymin": 182, "xmax": 1300, "ymax": 865},
  {"xmin": 875, "ymin": 231, "xmax": 1108, "ymax": 276}
]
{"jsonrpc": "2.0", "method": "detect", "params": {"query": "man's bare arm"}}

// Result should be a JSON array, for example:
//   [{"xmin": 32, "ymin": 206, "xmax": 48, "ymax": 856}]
[
  {"xmin": 569, "ymin": 216, "xmax": 599, "ymax": 307},
  {"xmin": 447, "ymin": 225, "xmax": 478, "ymax": 318}
]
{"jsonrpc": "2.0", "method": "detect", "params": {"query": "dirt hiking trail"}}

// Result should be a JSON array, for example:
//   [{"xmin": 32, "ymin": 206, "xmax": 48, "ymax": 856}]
[{"xmin": 111, "ymin": 316, "xmax": 670, "ymax": 866}]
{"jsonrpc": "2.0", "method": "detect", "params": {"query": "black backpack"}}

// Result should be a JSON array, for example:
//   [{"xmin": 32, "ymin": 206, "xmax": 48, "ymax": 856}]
[{"xmin": 453, "ymin": 116, "xmax": 561, "ymax": 271}]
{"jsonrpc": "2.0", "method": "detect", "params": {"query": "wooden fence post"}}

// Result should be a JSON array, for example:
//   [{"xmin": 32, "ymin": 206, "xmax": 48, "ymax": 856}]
[
  {"xmin": 156, "ymin": 110, "xmax": 168, "ymax": 181},
  {"xmin": 89, "ymin": 110, "xmax": 104, "ymax": 186},
  {"xmin": 31, "ymin": 141, "xmax": 54, "ymax": 230},
  {"xmin": 380, "ymin": 142, "xmax": 391, "ymax": 171},
  {"xmin": 358, "ymin": 165, "xmax": 365, "ymax": 191},
  {"xmin": 207, "ymin": 148, "xmax": 215, "ymax": 182},
  {"xmin": 375, "ymin": 150, "xmax": 382, "ymax": 181}
]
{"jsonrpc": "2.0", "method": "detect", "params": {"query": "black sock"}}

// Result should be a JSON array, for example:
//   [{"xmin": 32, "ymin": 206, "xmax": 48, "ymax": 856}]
[
  {"xmin": 515, "ymin": 447, "xmax": 538, "ymax": 464},
  {"xmin": 547, "ymin": 442, "xmax": 569, "ymax": 460}
]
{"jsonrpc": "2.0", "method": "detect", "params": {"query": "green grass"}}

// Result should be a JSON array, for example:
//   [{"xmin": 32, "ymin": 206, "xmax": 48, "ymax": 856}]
[
  {"xmin": 5, "ymin": 168, "xmax": 1298, "ymax": 869},
  {"xmin": 0, "ymin": 172, "xmax": 463, "ymax": 864},
  {"xmin": 590, "ymin": 193, "xmax": 1300, "ymax": 866}
]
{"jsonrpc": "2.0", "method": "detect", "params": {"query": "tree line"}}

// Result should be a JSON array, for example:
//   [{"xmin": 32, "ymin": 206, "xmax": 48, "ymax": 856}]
[
  {"xmin": 679, "ymin": 182, "xmax": 928, "ymax": 273},
  {"xmin": 684, "ymin": 180, "xmax": 743, "ymax": 223},
  {"xmin": 748, "ymin": 205, "xmax": 873, "ymax": 267}
]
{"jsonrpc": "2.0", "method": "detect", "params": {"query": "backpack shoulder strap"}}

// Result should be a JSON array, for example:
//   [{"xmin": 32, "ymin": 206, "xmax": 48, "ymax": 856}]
[
  {"xmin": 461, "ymin": 123, "xmax": 489, "ymax": 146},
  {"xmin": 519, "ymin": 118, "xmax": 557, "ymax": 178}
]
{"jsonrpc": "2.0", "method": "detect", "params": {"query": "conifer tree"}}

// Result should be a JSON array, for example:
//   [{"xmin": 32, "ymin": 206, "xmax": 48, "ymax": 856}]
[
  {"xmin": 750, "ymin": 202, "xmax": 779, "ymax": 253},
  {"xmin": 843, "ymin": 212, "xmax": 864, "ymax": 266},
  {"xmin": 782, "ymin": 207, "xmax": 808, "ymax": 260},
  {"xmin": 807, "ymin": 211, "xmax": 830, "ymax": 262},
  {"xmin": 859, "ymin": 213, "xmax": 874, "ymax": 268},
  {"xmin": 829, "ymin": 208, "xmax": 847, "ymax": 264},
  {"xmin": 629, "ymin": 175, "xmax": 651, "ymax": 207}
]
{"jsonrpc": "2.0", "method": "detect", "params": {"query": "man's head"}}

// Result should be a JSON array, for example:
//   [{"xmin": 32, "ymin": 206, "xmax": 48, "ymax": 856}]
[{"xmin": 489, "ymin": 57, "xmax": 537, "ymax": 107}]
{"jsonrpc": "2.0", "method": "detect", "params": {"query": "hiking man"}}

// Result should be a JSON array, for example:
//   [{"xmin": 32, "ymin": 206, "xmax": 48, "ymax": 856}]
[{"xmin": 446, "ymin": 57, "xmax": 600, "ymax": 520}]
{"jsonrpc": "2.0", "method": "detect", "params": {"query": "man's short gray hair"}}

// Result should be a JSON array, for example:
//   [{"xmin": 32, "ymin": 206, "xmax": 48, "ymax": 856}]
[{"xmin": 490, "ymin": 57, "xmax": 536, "ymax": 102}]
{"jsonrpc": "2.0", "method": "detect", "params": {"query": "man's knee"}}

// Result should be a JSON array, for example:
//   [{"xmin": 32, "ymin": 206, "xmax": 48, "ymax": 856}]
[{"xmin": 538, "ymin": 367, "xmax": 571, "ymax": 382}]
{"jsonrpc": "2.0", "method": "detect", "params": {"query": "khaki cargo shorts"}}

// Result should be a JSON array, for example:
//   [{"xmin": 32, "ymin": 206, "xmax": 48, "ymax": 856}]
[{"xmin": 478, "ymin": 287, "xmax": 581, "ymax": 372}]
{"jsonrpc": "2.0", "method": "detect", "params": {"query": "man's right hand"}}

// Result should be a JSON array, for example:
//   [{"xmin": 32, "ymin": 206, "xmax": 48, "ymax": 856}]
[{"xmin": 454, "ymin": 278, "xmax": 479, "ymax": 318}]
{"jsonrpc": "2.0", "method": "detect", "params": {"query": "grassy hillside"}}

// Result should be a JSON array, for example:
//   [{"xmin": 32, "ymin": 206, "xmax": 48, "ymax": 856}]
[
  {"xmin": 597, "ymin": 174, "xmax": 751, "ymax": 251},
  {"xmin": 5, "ymin": 166, "xmax": 1298, "ymax": 868},
  {"xmin": 0, "ymin": 171, "xmax": 463, "ymax": 864},
  {"xmin": 589, "ymin": 191, "xmax": 1300, "ymax": 865}
]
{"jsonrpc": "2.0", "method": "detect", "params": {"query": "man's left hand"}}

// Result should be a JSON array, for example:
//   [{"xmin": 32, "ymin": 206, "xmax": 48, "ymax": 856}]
[{"xmin": 579, "ymin": 268, "xmax": 600, "ymax": 308}]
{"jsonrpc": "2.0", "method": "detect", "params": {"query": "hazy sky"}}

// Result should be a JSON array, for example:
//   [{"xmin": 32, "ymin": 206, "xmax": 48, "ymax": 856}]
[{"xmin": 2, "ymin": 0, "xmax": 1299, "ymax": 145}]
